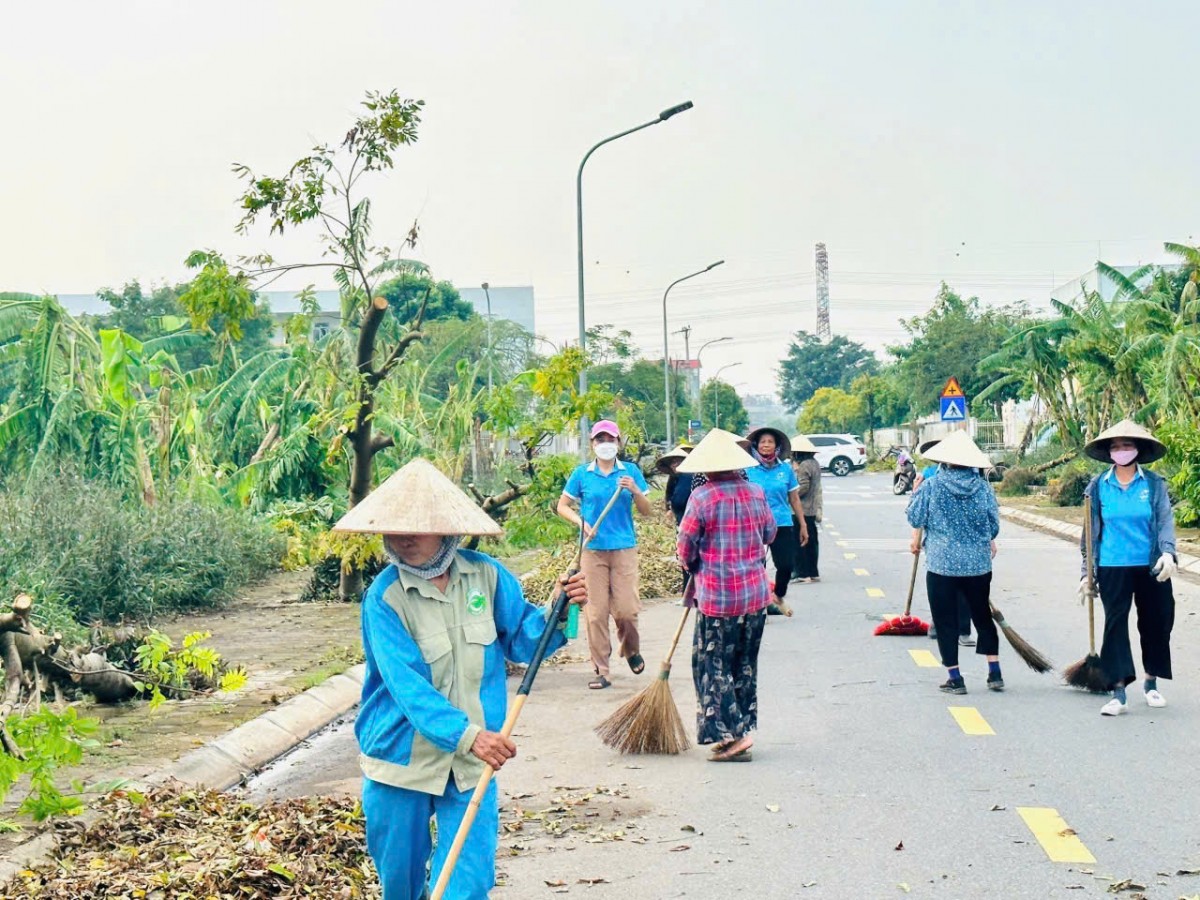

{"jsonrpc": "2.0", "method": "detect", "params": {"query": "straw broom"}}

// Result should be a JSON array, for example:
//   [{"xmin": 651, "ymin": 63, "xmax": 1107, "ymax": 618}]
[
  {"xmin": 1063, "ymin": 496, "xmax": 1108, "ymax": 691},
  {"xmin": 595, "ymin": 578, "xmax": 694, "ymax": 755},
  {"xmin": 989, "ymin": 602, "xmax": 1053, "ymax": 673},
  {"xmin": 429, "ymin": 488, "xmax": 624, "ymax": 900}
]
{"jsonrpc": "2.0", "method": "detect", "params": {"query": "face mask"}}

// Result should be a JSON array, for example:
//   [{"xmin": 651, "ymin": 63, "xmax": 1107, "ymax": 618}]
[
  {"xmin": 594, "ymin": 443, "xmax": 619, "ymax": 461},
  {"xmin": 1111, "ymin": 448, "xmax": 1138, "ymax": 466}
]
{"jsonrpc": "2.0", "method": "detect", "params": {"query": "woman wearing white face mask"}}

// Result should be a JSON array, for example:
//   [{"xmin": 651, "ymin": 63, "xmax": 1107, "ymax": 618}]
[
  {"xmin": 1079, "ymin": 420, "xmax": 1178, "ymax": 717},
  {"xmin": 557, "ymin": 420, "xmax": 653, "ymax": 689}
]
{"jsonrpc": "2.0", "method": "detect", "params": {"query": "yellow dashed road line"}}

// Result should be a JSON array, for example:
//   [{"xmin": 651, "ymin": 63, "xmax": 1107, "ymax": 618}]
[
  {"xmin": 948, "ymin": 706, "xmax": 995, "ymax": 735},
  {"xmin": 835, "ymin": 540, "xmax": 848, "ymax": 547},
  {"xmin": 1016, "ymin": 808, "xmax": 1096, "ymax": 863},
  {"xmin": 865, "ymin": 587, "xmax": 885, "ymax": 598},
  {"xmin": 843, "ymin": 552, "xmax": 857, "ymax": 560},
  {"xmin": 908, "ymin": 649, "xmax": 940, "ymax": 667},
  {"xmin": 853, "ymin": 568, "xmax": 869, "ymax": 576}
]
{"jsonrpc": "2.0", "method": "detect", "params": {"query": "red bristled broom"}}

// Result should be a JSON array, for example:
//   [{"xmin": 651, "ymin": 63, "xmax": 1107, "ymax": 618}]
[{"xmin": 874, "ymin": 533, "xmax": 930, "ymax": 636}]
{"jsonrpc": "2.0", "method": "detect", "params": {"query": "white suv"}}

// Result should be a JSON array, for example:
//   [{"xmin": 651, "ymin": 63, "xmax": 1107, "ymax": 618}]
[{"xmin": 805, "ymin": 434, "xmax": 867, "ymax": 477}]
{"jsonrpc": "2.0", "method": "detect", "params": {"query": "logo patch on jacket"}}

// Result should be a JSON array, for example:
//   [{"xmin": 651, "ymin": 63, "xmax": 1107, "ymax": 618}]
[{"xmin": 467, "ymin": 591, "xmax": 488, "ymax": 615}]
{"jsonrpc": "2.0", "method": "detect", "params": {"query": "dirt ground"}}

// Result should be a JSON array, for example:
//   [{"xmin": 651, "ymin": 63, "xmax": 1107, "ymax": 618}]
[{"xmin": 0, "ymin": 569, "xmax": 364, "ymax": 858}]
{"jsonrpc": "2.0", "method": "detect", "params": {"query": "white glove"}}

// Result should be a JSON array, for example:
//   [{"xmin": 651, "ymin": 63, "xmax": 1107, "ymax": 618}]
[
  {"xmin": 1077, "ymin": 576, "xmax": 1090, "ymax": 604},
  {"xmin": 1153, "ymin": 553, "xmax": 1177, "ymax": 583}
]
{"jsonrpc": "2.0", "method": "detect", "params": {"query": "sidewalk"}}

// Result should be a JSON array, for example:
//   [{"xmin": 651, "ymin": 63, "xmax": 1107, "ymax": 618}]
[{"xmin": 999, "ymin": 505, "xmax": 1200, "ymax": 580}]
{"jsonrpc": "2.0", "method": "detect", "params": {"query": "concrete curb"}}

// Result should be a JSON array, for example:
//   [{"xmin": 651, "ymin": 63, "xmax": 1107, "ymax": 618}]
[
  {"xmin": 1000, "ymin": 506, "xmax": 1200, "ymax": 580},
  {"xmin": 160, "ymin": 664, "xmax": 364, "ymax": 791},
  {"xmin": 0, "ymin": 663, "xmax": 365, "ymax": 882}
]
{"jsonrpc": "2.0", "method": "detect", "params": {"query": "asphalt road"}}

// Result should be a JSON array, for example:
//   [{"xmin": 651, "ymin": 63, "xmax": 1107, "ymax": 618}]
[{"xmin": 247, "ymin": 471, "xmax": 1200, "ymax": 899}]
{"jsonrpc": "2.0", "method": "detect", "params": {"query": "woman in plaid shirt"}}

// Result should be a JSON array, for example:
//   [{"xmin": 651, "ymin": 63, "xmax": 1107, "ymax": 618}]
[{"xmin": 676, "ymin": 429, "xmax": 777, "ymax": 762}]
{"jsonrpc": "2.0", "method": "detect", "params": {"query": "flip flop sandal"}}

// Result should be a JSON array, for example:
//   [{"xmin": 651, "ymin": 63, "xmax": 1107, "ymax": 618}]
[
  {"xmin": 708, "ymin": 749, "xmax": 753, "ymax": 763},
  {"xmin": 627, "ymin": 653, "xmax": 646, "ymax": 675},
  {"xmin": 588, "ymin": 676, "xmax": 611, "ymax": 690}
]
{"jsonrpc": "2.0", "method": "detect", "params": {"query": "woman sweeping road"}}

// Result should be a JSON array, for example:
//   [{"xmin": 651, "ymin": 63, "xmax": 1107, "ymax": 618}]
[
  {"xmin": 1079, "ymin": 420, "xmax": 1178, "ymax": 717},
  {"xmin": 744, "ymin": 426, "xmax": 808, "ymax": 614},
  {"xmin": 790, "ymin": 434, "xmax": 823, "ymax": 583},
  {"xmin": 676, "ymin": 429, "xmax": 776, "ymax": 762},
  {"xmin": 557, "ymin": 419, "xmax": 653, "ymax": 690},
  {"xmin": 905, "ymin": 431, "xmax": 1003, "ymax": 695}
]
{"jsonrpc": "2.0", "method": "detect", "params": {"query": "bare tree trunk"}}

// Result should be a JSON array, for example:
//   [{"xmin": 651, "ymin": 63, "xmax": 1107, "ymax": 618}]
[{"xmin": 337, "ymin": 295, "xmax": 427, "ymax": 602}]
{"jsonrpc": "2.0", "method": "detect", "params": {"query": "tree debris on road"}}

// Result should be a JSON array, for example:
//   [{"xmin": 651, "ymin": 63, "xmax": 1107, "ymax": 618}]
[{"xmin": 2, "ymin": 781, "xmax": 379, "ymax": 899}]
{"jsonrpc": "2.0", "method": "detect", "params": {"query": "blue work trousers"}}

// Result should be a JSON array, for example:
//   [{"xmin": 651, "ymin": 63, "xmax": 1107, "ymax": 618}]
[{"xmin": 362, "ymin": 776, "xmax": 499, "ymax": 900}]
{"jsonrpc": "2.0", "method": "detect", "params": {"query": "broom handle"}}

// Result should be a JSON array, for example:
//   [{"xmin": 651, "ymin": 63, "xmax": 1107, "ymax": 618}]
[
  {"xmin": 432, "ymin": 487, "xmax": 626, "ymax": 900},
  {"xmin": 903, "ymin": 531, "xmax": 922, "ymax": 617},
  {"xmin": 662, "ymin": 595, "xmax": 694, "ymax": 669},
  {"xmin": 429, "ymin": 694, "xmax": 526, "ymax": 900},
  {"xmin": 1084, "ymin": 495, "xmax": 1096, "ymax": 654}
]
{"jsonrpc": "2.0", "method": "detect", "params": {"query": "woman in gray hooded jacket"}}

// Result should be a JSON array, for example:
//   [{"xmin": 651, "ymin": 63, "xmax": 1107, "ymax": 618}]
[{"xmin": 906, "ymin": 432, "xmax": 1001, "ymax": 695}]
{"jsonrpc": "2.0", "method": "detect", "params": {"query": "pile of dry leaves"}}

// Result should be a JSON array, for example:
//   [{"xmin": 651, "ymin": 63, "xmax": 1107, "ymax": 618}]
[{"xmin": 2, "ymin": 781, "xmax": 379, "ymax": 899}]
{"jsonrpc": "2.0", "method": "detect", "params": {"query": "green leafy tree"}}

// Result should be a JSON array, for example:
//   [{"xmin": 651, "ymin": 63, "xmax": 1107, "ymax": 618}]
[
  {"xmin": 192, "ymin": 89, "xmax": 429, "ymax": 599},
  {"xmin": 699, "ymin": 380, "xmax": 748, "ymax": 434},
  {"xmin": 378, "ymin": 273, "xmax": 473, "ymax": 323},
  {"xmin": 795, "ymin": 387, "xmax": 866, "ymax": 433},
  {"xmin": 589, "ymin": 358, "xmax": 688, "ymax": 444},
  {"xmin": 889, "ymin": 285, "xmax": 1028, "ymax": 419},
  {"xmin": 778, "ymin": 331, "xmax": 876, "ymax": 412}
]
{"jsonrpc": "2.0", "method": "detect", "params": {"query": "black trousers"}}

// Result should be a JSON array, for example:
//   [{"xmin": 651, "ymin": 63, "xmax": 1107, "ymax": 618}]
[
  {"xmin": 793, "ymin": 515, "xmax": 820, "ymax": 578},
  {"xmin": 927, "ymin": 571, "xmax": 998, "ymax": 668},
  {"xmin": 1097, "ymin": 566, "xmax": 1174, "ymax": 688},
  {"xmin": 767, "ymin": 526, "xmax": 796, "ymax": 598}
]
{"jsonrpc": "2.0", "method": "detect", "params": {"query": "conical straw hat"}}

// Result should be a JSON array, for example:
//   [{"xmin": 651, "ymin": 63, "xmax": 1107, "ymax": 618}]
[
  {"xmin": 790, "ymin": 434, "xmax": 818, "ymax": 454},
  {"xmin": 918, "ymin": 437, "xmax": 942, "ymax": 456},
  {"xmin": 746, "ymin": 426, "xmax": 791, "ymax": 457},
  {"xmin": 655, "ymin": 444, "xmax": 692, "ymax": 473},
  {"xmin": 333, "ymin": 458, "xmax": 503, "ymax": 536},
  {"xmin": 678, "ymin": 428, "xmax": 759, "ymax": 474},
  {"xmin": 1084, "ymin": 419, "xmax": 1165, "ymax": 463},
  {"xmin": 920, "ymin": 430, "xmax": 993, "ymax": 470}
]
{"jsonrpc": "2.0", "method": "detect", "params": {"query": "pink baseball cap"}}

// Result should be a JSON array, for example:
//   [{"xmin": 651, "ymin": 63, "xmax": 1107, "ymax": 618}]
[{"xmin": 590, "ymin": 419, "xmax": 621, "ymax": 439}]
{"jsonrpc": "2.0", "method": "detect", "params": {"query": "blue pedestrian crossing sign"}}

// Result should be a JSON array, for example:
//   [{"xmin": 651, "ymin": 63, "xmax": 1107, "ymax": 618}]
[{"xmin": 940, "ymin": 396, "xmax": 967, "ymax": 421}]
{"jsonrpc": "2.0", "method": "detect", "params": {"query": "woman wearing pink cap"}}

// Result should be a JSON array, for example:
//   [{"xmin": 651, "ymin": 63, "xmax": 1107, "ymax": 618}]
[{"xmin": 557, "ymin": 419, "xmax": 653, "ymax": 689}]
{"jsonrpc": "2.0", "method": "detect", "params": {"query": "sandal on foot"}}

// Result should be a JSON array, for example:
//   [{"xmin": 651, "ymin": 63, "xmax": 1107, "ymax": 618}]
[
  {"xmin": 708, "ymin": 750, "xmax": 753, "ymax": 762},
  {"xmin": 588, "ymin": 676, "xmax": 611, "ymax": 690},
  {"xmin": 711, "ymin": 736, "xmax": 754, "ymax": 760},
  {"xmin": 627, "ymin": 653, "xmax": 645, "ymax": 675}
]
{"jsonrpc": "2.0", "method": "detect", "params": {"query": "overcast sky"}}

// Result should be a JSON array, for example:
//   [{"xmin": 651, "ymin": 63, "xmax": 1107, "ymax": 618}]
[{"xmin": 3, "ymin": 1, "xmax": 1197, "ymax": 396}]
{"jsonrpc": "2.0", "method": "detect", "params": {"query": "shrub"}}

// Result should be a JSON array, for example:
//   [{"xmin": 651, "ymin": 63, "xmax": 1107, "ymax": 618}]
[
  {"xmin": 997, "ymin": 467, "xmax": 1044, "ymax": 497},
  {"xmin": 1159, "ymin": 422, "xmax": 1200, "ymax": 527},
  {"xmin": 0, "ymin": 474, "xmax": 283, "ymax": 628},
  {"xmin": 1047, "ymin": 467, "xmax": 1093, "ymax": 507}
]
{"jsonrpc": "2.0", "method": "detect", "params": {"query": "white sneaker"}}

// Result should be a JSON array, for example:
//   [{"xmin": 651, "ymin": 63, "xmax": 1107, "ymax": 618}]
[
  {"xmin": 1145, "ymin": 689, "xmax": 1167, "ymax": 708},
  {"xmin": 1100, "ymin": 698, "xmax": 1128, "ymax": 717}
]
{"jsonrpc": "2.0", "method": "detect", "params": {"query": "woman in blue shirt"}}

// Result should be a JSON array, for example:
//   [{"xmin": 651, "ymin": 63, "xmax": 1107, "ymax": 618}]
[
  {"xmin": 906, "ymin": 431, "xmax": 1002, "ymax": 695},
  {"xmin": 557, "ymin": 419, "xmax": 653, "ymax": 690},
  {"xmin": 1079, "ymin": 420, "xmax": 1177, "ymax": 717},
  {"xmin": 744, "ymin": 427, "xmax": 808, "ymax": 613}
]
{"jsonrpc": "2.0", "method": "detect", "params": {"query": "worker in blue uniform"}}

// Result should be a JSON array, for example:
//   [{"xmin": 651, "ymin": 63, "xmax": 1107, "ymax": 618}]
[{"xmin": 334, "ymin": 458, "xmax": 587, "ymax": 899}]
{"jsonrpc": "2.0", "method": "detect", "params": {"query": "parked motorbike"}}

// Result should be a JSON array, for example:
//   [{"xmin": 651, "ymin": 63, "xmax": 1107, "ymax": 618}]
[{"xmin": 893, "ymin": 453, "xmax": 916, "ymax": 495}]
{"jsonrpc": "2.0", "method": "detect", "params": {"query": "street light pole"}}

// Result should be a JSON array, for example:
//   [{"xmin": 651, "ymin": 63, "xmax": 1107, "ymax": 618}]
[
  {"xmin": 481, "ymin": 282, "xmax": 494, "ymax": 395},
  {"xmin": 663, "ymin": 259, "xmax": 724, "ymax": 444},
  {"xmin": 710, "ymin": 362, "xmax": 741, "ymax": 429},
  {"xmin": 575, "ymin": 101, "xmax": 694, "ymax": 458},
  {"xmin": 695, "ymin": 336, "xmax": 732, "ymax": 373}
]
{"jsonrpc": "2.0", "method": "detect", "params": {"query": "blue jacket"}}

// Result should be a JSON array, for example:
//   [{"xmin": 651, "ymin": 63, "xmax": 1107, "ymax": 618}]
[
  {"xmin": 906, "ymin": 466, "xmax": 999, "ymax": 577},
  {"xmin": 1080, "ymin": 467, "xmax": 1176, "ymax": 578},
  {"xmin": 356, "ymin": 550, "xmax": 564, "ymax": 794}
]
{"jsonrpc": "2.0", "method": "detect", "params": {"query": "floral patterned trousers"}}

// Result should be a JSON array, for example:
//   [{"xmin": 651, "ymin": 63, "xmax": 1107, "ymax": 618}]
[{"xmin": 691, "ymin": 610, "xmax": 767, "ymax": 745}]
